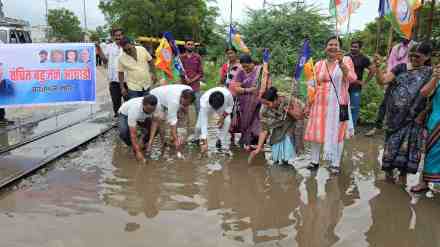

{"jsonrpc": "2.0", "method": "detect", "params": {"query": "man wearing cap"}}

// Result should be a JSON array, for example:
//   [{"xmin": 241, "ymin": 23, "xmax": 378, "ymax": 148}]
[{"xmin": 118, "ymin": 37, "xmax": 156, "ymax": 100}]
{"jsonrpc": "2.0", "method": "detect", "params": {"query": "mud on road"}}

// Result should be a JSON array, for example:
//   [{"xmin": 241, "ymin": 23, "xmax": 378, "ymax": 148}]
[{"xmin": 1, "ymin": 130, "xmax": 440, "ymax": 247}]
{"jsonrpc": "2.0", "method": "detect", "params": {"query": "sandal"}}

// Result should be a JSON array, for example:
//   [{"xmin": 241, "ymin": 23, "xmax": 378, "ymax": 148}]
[
  {"xmin": 306, "ymin": 163, "xmax": 319, "ymax": 170},
  {"xmin": 410, "ymin": 184, "xmax": 430, "ymax": 194}
]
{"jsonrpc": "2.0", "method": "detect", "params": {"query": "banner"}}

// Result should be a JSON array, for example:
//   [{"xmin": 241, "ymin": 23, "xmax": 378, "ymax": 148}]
[{"xmin": 0, "ymin": 43, "xmax": 96, "ymax": 108}]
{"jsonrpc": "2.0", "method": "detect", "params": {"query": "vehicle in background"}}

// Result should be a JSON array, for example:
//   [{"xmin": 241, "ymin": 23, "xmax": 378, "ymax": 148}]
[{"xmin": 0, "ymin": 17, "xmax": 32, "ymax": 44}]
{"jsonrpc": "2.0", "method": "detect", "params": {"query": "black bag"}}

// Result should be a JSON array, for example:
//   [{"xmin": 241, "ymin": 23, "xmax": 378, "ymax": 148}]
[
  {"xmin": 339, "ymin": 104, "xmax": 350, "ymax": 121},
  {"xmin": 325, "ymin": 62, "xmax": 349, "ymax": 122}
]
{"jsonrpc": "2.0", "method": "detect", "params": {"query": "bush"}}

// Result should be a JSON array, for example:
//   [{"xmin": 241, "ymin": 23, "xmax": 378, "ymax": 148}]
[{"xmin": 359, "ymin": 78, "xmax": 384, "ymax": 124}]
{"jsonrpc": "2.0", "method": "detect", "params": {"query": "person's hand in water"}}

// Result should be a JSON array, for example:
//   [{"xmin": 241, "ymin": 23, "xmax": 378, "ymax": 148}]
[
  {"xmin": 248, "ymin": 147, "xmax": 262, "ymax": 164},
  {"xmin": 200, "ymin": 139, "xmax": 208, "ymax": 153}
]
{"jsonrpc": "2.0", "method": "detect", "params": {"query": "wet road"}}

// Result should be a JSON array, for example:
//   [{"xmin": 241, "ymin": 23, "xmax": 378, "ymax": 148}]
[{"xmin": 1, "ymin": 130, "xmax": 440, "ymax": 247}]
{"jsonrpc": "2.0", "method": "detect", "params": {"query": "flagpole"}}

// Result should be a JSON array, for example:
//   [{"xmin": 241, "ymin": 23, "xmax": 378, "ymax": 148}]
[
  {"xmin": 346, "ymin": 0, "xmax": 352, "ymax": 42},
  {"xmin": 229, "ymin": 0, "xmax": 233, "ymax": 44},
  {"xmin": 375, "ymin": 16, "xmax": 383, "ymax": 54},
  {"xmin": 335, "ymin": 1, "xmax": 339, "ymax": 38}
]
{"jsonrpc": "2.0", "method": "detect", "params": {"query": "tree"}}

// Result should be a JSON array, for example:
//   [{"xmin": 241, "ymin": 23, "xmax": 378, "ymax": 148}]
[
  {"xmin": 48, "ymin": 8, "xmax": 83, "ymax": 42},
  {"xmin": 90, "ymin": 25, "xmax": 109, "ymax": 42},
  {"xmin": 351, "ymin": 3, "xmax": 440, "ymax": 56},
  {"xmin": 98, "ymin": 0, "xmax": 219, "ymax": 45},
  {"xmin": 240, "ymin": 3, "xmax": 333, "ymax": 75}
]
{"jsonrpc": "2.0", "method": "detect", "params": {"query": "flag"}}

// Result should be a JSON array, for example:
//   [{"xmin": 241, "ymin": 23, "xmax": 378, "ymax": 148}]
[
  {"xmin": 259, "ymin": 48, "xmax": 271, "ymax": 97},
  {"xmin": 294, "ymin": 40, "xmax": 315, "ymax": 102},
  {"xmin": 163, "ymin": 32, "xmax": 188, "ymax": 80},
  {"xmin": 155, "ymin": 36, "xmax": 173, "ymax": 79},
  {"xmin": 379, "ymin": 0, "xmax": 422, "ymax": 39},
  {"xmin": 229, "ymin": 26, "xmax": 250, "ymax": 54},
  {"xmin": 330, "ymin": 0, "xmax": 362, "ymax": 24}
]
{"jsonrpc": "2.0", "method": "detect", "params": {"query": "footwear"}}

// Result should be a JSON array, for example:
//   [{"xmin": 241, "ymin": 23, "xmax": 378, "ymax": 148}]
[
  {"xmin": 215, "ymin": 139, "xmax": 222, "ymax": 149},
  {"xmin": 365, "ymin": 128, "xmax": 377, "ymax": 137},
  {"xmin": 190, "ymin": 138, "xmax": 200, "ymax": 145},
  {"xmin": 410, "ymin": 185, "xmax": 429, "ymax": 194},
  {"xmin": 306, "ymin": 163, "xmax": 319, "ymax": 170},
  {"xmin": 329, "ymin": 166, "xmax": 341, "ymax": 175},
  {"xmin": 0, "ymin": 118, "xmax": 14, "ymax": 126}
]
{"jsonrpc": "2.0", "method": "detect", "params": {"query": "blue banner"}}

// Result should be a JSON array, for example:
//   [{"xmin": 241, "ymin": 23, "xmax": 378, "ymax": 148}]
[{"xmin": 0, "ymin": 43, "xmax": 96, "ymax": 108}]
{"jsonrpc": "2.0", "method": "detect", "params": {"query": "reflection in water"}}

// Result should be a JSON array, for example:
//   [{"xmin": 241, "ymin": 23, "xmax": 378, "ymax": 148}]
[{"xmin": 1, "ymin": 131, "xmax": 440, "ymax": 246}]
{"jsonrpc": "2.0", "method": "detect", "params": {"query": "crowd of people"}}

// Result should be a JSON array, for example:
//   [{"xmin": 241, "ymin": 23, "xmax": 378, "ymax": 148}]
[{"xmin": 97, "ymin": 27, "xmax": 440, "ymax": 195}]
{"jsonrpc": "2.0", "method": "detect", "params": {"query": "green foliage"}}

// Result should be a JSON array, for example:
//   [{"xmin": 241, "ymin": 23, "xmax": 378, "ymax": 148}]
[
  {"xmin": 98, "ymin": 0, "xmax": 221, "ymax": 47},
  {"xmin": 240, "ymin": 3, "xmax": 332, "ymax": 75},
  {"xmin": 47, "ymin": 8, "xmax": 83, "ymax": 42},
  {"xmin": 201, "ymin": 61, "xmax": 220, "ymax": 90},
  {"xmin": 350, "ymin": 3, "xmax": 440, "ymax": 56},
  {"xmin": 359, "ymin": 78, "xmax": 384, "ymax": 124},
  {"xmin": 89, "ymin": 25, "xmax": 109, "ymax": 42}
]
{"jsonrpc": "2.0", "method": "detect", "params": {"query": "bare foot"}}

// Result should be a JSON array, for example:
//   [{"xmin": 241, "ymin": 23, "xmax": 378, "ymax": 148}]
[
  {"xmin": 398, "ymin": 175, "xmax": 407, "ymax": 187},
  {"xmin": 385, "ymin": 171, "xmax": 395, "ymax": 183}
]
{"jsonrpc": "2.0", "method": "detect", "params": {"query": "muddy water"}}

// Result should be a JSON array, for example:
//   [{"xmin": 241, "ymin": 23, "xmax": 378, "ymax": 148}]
[{"xmin": 1, "ymin": 130, "xmax": 440, "ymax": 247}]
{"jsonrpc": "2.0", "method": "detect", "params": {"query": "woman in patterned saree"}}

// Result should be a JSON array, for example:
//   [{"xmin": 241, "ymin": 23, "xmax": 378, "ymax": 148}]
[
  {"xmin": 304, "ymin": 36, "xmax": 356, "ymax": 174},
  {"xmin": 374, "ymin": 42, "xmax": 433, "ymax": 186},
  {"xmin": 230, "ymin": 55, "xmax": 262, "ymax": 149},
  {"xmin": 411, "ymin": 63, "xmax": 440, "ymax": 193}
]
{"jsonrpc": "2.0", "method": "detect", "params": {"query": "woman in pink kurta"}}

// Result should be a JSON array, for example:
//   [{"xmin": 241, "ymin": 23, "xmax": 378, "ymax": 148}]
[{"xmin": 304, "ymin": 36, "xmax": 357, "ymax": 174}]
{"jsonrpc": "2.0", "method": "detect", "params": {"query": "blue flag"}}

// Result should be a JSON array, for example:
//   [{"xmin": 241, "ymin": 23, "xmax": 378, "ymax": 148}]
[
  {"xmin": 263, "ymin": 48, "xmax": 270, "ymax": 63},
  {"xmin": 163, "ymin": 31, "xmax": 188, "ymax": 80},
  {"xmin": 378, "ymin": 0, "xmax": 391, "ymax": 18},
  {"xmin": 294, "ymin": 39, "xmax": 311, "ymax": 81}
]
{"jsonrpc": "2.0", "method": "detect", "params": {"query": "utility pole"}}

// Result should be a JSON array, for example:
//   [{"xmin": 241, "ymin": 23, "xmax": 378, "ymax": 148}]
[
  {"xmin": 82, "ymin": 0, "xmax": 87, "ymax": 31},
  {"xmin": 263, "ymin": 0, "xmax": 267, "ymax": 9}
]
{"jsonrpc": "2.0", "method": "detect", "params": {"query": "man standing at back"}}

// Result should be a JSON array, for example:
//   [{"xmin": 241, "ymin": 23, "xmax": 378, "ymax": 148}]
[
  {"xmin": 347, "ymin": 40, "xmax": 375, "ymax": 128},
  {"xmin": 180, "ymin": 37, "xmax": 204, "ymax": 115},
  {"xmin": 118, "ymin": 37, "xmax": 156, "ymax": 100},
  {"xmin": 98, "ymin": 28, "xmax": 124, "ymax": 118}
]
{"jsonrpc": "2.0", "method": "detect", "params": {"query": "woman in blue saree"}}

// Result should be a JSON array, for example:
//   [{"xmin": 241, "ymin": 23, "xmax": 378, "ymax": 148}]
[
  {"xmin": 375, "ymin": 42, "xmax": 433, "ymax": 186},
  {"xmin": 411, "ymin": 63, "xmax": 440, "ymax": 193}
]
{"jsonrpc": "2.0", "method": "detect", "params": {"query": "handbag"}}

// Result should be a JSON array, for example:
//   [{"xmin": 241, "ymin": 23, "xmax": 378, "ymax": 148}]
[{"xmin": 325, "ymin": 62, "xmax": 349, "ymax": 122}]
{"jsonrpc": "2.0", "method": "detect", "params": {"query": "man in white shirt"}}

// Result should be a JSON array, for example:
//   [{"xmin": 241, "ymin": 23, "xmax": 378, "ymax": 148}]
[
  {"xmin": 147, "ymin": 84, "xmax": 195, "ymax": 151},
  {"xmin": 98, "ymin": 28, "xmax": 124, "ymax": 117},
  {"xmin": 118, "ymin": 94, "xmax": 158, "ymax": 162},
  {"xmin": 195, "ymin": 87, "xmax": 234, "ymax": 153}
]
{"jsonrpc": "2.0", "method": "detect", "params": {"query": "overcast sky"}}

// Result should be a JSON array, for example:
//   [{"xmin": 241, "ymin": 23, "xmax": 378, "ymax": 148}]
[{"xmin": 2, "ymin": 0, "xmax": 378, "ymax": 32}]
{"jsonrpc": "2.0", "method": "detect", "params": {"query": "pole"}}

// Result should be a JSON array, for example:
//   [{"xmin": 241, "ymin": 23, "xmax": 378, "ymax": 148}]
[
  {"xmin": 387, "ymin": 25, "xmax": 394, "ymax": 56},
  {"xmin": 229, "ymin": 0, "xmax": 232, "ymax": 44},
  {"xmin": 413, "ymin": 0, "xmax": 425, "ymax": 41},
  {"xmin": 82, "ymin": 0, "xmax": 88, "ymax": 41},
  {"xmin": 375, "ymin": 17, "xmax": 384, "ymax": 54},
  {"xmin": 426, "ymin": 0, "xmax": 436, "ymax": 41},
  {"xmin": 346, "ymin": 0, "xmax": 352, "ymax": 42},
  {"xmin": 45, "ymin": 0, "xmax": 49, "ymax": 41}
]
